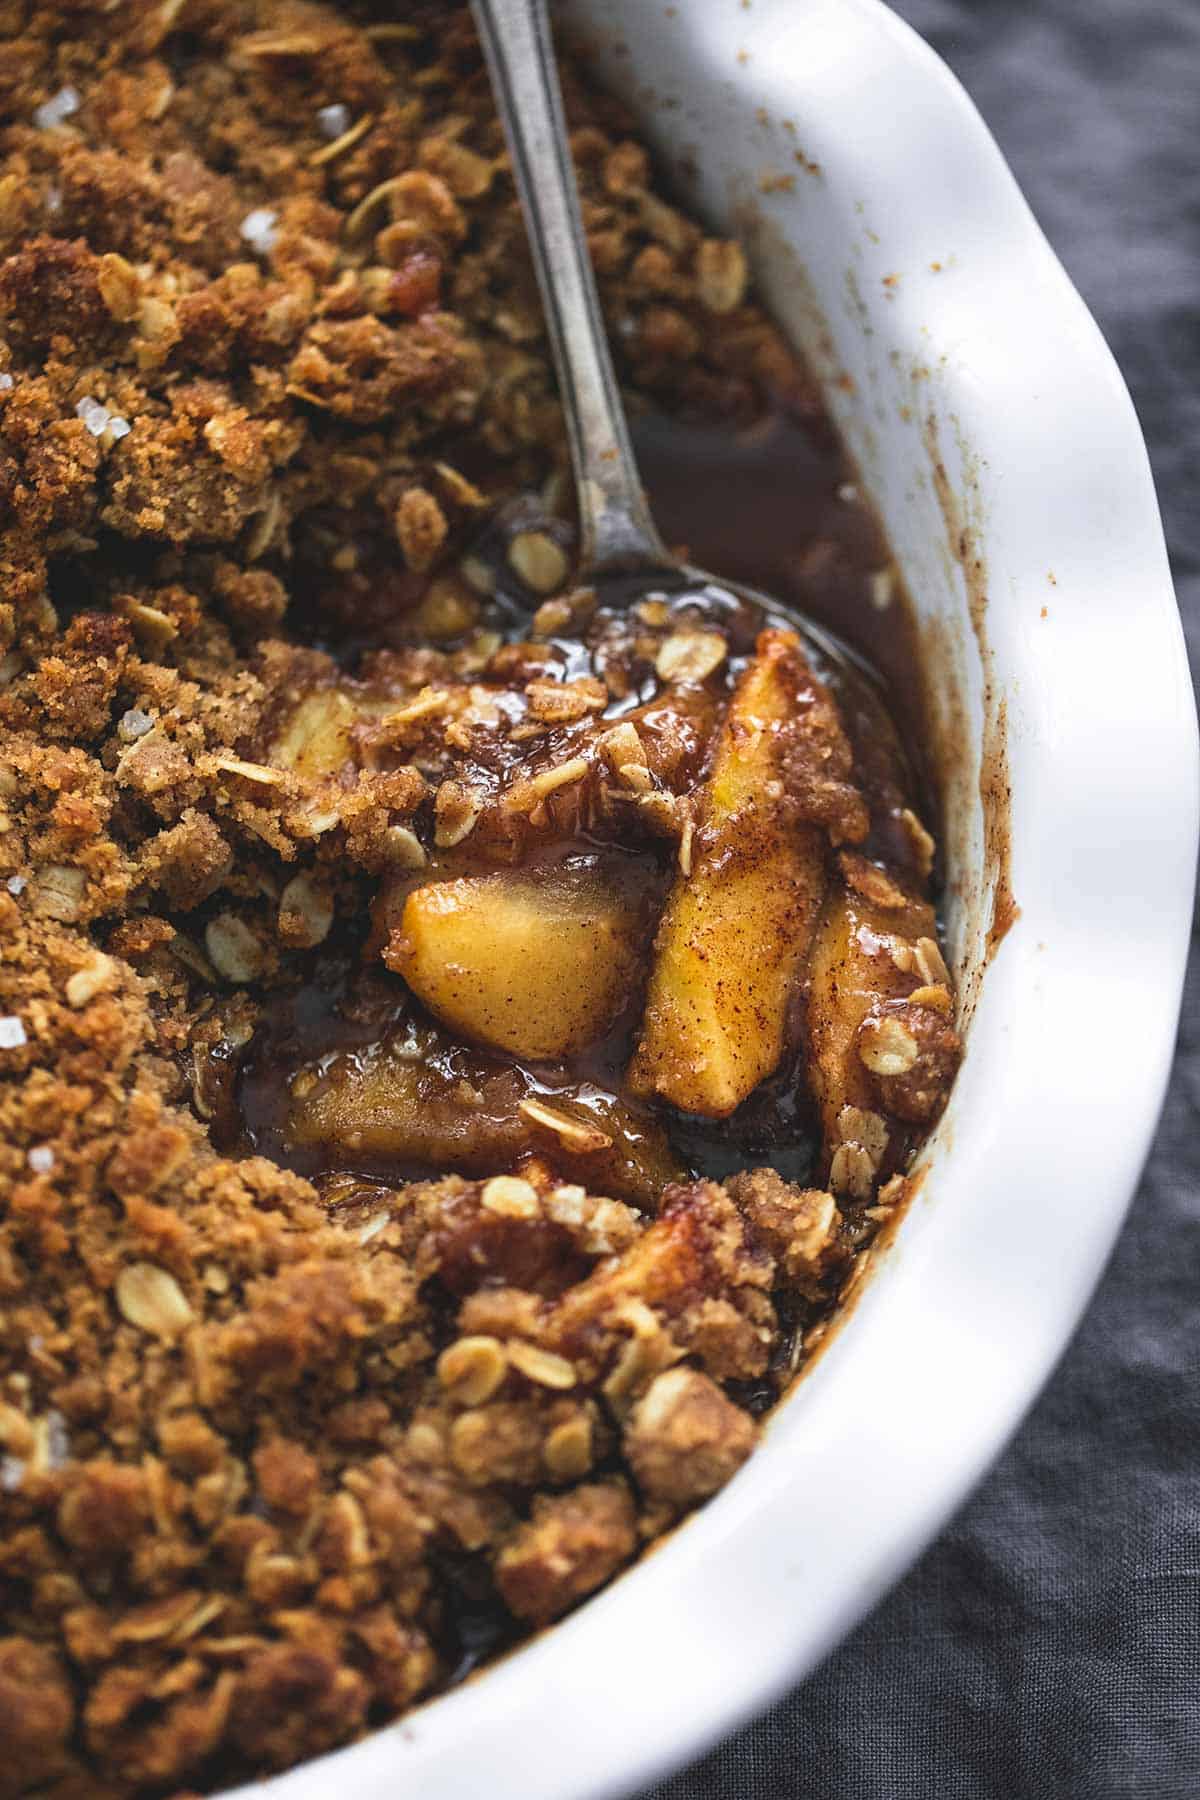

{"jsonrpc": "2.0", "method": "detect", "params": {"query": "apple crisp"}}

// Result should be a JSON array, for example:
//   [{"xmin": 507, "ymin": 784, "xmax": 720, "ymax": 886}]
[{"xmin": 0, "ymin": 3, "xmax": 961, "ymax": 1794}]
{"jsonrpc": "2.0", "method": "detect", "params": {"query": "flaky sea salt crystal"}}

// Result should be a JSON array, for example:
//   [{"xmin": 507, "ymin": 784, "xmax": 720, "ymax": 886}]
[
  {"xmin": 118, "ymin": 707, "xmax": 153, "ymax": 741},
  {"xmin": 240, "ymin": 207, "xmax": 279, "ymax": 254},
  {"xmin": 1, "ymin": 1457, "xmax": 24, "ymax": 1493},
  {"xmin": 317, "ymin": 102, "xmax": 351, "ymax": 139},
  {"xmin": 6, "ymin": 875, "xmax": 25, "ymax": 895},
  {"xmin": 33, "ymin": 85, "xmax": 79, "ymax": 130},
  {"xmin": 106, "ymin": 414, "xmax": 131, "ymax": 440},
  {"xmin": 0, "ymin": 1016, "xmax": 27, "ymax": 1049},
  {"xmin": 75, "ymin": 395, "xmax": 111, "ymax": 436},
  {"xmin": 28, "ymin": 1146, "xmax": 55, "ymax": 1174},
  {"xmin": 0, "ymin": 373, "xmax": 12, "ymax": 392},
  {"xmin": 45, "ymin": 1410, "xmax": 71, "ymax": 1469}
]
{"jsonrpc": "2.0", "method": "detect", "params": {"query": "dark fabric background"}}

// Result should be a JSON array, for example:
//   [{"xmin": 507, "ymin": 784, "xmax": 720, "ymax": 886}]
[{"xmin": 642, "ymin": 3, "xmax": 1200, "ymax": 1796}]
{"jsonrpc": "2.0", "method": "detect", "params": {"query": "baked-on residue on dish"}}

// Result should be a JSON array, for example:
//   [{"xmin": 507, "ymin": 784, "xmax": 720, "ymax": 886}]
[{"xmin": 0, "ymin": 6, "xmax": 960, "ymax": 1793}]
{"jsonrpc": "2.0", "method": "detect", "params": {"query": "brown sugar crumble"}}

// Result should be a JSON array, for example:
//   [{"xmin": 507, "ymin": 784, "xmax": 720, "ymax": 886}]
[{"xmin": 0, "ymin": 4, "xmax": 961, "ymax": 1795}]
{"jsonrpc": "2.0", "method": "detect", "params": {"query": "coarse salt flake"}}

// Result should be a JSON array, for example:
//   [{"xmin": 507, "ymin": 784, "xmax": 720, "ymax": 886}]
[
  {"xmin": 75, "ymin": 395, "xmax": 111, "ymax": 436},
  {"xmin": 33, "ymin": 85, "xmax": 79, "ymax": 130},
  {"xmin": 28, "ymin": 1146, "xmax": 55, "ymax": 1174},
  {"xmin": 240, "ymin": 207, "xmax": 279, "ymax": 254},
  {"xmin": 0, "ymin": 1016, "xmax": 27, "ymax": 1049},
  {"xmin": 6, "ymin": 875, "xmax": 25, "ymax": 895},
  {"xmin": 1, "ymin": 1457, "xmax": 24, "ymax": 1493},
  {"xmin": 45, "ymin": 1410, "xmax": 71, "ymax": 1468},
  {"xmin": 0, "ymin": 373, "xmax": 12, "ymax": 392},
  {"xmin": 106, "ymin": 415, "xmax": 131, "ymax": 440},
  {"xmin": 317, "ymin": 102, "xmax": 351, "ymax": 139},
  {"xmin": 119, "ymin": 707, "xmax": 153, "ymax": 741}
]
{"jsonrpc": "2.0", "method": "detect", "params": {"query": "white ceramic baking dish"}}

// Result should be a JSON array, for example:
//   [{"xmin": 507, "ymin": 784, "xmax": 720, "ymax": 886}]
[{"xmin": 241, "ymin": 2, "xmax": 1197, "ymax": 1795}]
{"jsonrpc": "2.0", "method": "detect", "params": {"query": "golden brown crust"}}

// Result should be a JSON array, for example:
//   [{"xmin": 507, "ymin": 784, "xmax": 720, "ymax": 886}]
[
  {"xmin": 494, "ymin": 1482, "xmax": 638, "ymax": 1624},
  {"xmin": 623, "ymin": 1368, "xmax": 756, "ymax": 1507}
]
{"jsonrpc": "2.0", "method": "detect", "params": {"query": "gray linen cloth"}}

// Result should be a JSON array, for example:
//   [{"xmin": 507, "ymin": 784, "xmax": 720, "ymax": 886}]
[{"xmin": 644, "ymin": 1, "xmax": 1200, "ymax": 1794}]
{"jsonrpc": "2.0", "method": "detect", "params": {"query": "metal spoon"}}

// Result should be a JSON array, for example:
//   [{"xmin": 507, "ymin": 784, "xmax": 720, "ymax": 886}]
[{"xmin": 470, "ymin": 0, "xmax": 839, "ymax": 654}]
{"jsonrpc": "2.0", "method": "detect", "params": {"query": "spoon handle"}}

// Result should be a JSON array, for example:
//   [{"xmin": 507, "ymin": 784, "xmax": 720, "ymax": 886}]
[{"xmin": 471, "ymin": 0, "xmax": 672, "ymax": 578}]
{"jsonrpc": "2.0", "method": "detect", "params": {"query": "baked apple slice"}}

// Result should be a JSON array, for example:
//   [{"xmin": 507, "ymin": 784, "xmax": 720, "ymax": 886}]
[
  {"xmin": 629, "ymin": 628, "xmax": 867, "ymax": 1117},
  {"xmin": 385, "ymin": 867, "xmax": 642, "ymax": 1059},
  {"xmin": 289, "ymin": 1034, "xmax": 531, "ymax": 1173},
  {"xmin": 287, "ymin": 1018, "xmax": 680, "ymax": 1207}
]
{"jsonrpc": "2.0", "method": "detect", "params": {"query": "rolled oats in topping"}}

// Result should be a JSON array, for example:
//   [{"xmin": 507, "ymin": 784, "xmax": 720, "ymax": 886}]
[
  {"xmin": 114, "ymin": 1263, "xmax": 194, "ymax": 1337},
  {"xmin": 508, "ymin": 529, "xmax": 570, "ymax": 594},
  {"xmin": 655, "ymin": 629, "xmax": 727, "ymax": 685}
]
